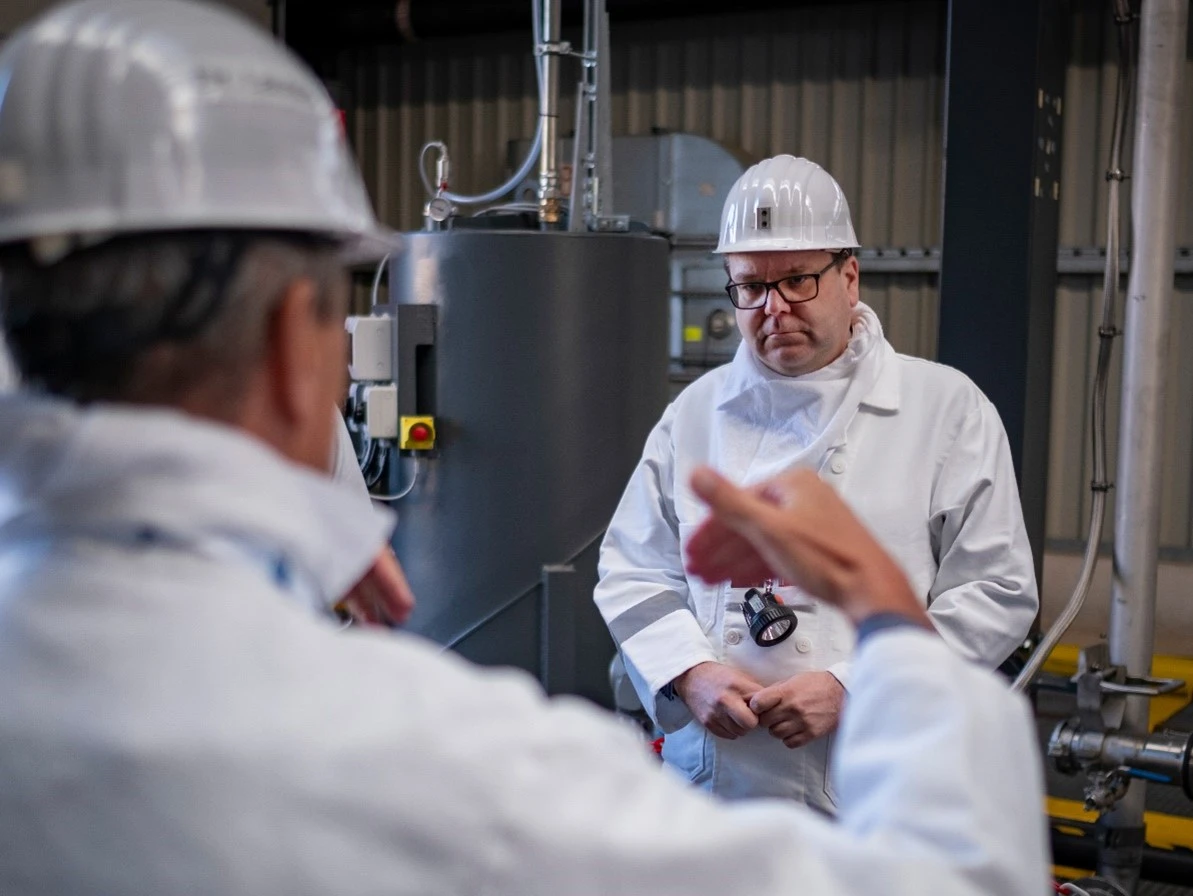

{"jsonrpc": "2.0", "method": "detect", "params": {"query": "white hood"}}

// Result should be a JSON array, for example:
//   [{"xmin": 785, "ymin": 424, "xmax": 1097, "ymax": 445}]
[{"xmin": 714, "ymin": 302, "xmax": 895, "ymax": 480}]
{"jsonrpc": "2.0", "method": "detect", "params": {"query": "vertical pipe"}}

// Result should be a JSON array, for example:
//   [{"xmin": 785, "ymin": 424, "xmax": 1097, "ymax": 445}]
[
  {"xmin": 537, "ymin": 0, "xmax": 563, "ymax": 226},
  {"xmin": 568, "ymin": 0, "xmax": 596, "ymax": 231},
  {"xmin": 594, "ymin": 0, "xmax": 614, "ymax": 217},
  {"xmin": 1100, "ymin": 1, "xmax": 1188, "ymax": 891},
  {"xmin": 567, "ymin": 82, "xmax": 589, "ymax": 231}
]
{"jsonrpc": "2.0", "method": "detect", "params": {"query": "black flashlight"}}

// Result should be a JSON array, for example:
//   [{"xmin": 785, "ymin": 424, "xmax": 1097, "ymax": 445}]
[{"xmin": 741, "ymin": 585, "xmax": 798, "ymax": 647}]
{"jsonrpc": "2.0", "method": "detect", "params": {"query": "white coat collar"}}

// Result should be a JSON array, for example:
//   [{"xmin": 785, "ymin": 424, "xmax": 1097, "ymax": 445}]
[
  {"xmin": 0, "ymin": 395, "xmax": 392, "ymax": 607},
  {"xmin": 858, "ymin": 349, "xmax": 900, "ymax": 412},
  {"xmin": 716, "ymin": 302, "xmax": 901, "ymax": 414}
]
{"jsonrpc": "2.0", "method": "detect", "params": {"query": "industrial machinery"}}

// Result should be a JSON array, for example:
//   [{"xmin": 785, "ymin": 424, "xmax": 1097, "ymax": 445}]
[
  {"xmin": 1047, "ymin": 644, "xmax": 1192, "ymax": 813},
  {"xmin": 1008, "ymin": 1, "xmax": 1193, "ymax": 891},
  {"xmin": 343, "ymin": 0, "xmax": 669, "ymax": 707}
]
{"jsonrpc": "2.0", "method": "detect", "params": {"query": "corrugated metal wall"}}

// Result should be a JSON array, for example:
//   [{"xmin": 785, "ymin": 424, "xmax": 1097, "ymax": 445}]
[
  {"xmin": 337, "ymin": 0, "xmax": 1193, "ymax": 554},
  {"xmin": 1049, "ymin": 5, "xmax": 1193, "ymax": 556}
]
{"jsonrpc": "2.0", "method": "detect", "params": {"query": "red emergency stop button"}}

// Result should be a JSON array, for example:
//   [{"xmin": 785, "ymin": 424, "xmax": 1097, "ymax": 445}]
[{"xmin": 399, "ymin": 416, "xmax": 436, "ymax": 450}]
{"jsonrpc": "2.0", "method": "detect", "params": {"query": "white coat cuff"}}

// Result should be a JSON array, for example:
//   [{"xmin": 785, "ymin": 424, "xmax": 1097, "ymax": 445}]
[
  {"xmin": 827, "ymin": 660, "xmax": 852, "ymax": 692},
  {"xmin": 620, "ymin": 612, "xmax": 717, "ymax": 731},
  {"xmin": 621, "ymin": 653, "xmax": 694, "ymax": 733},
  {"xmin": 621, "ymin": 611, "xmax": 718, "ymax": 695}
]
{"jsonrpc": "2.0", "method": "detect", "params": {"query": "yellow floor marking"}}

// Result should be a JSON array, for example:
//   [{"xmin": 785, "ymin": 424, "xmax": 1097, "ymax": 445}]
[{"xmin": 1048, "ymin": 797, "xmax": 1193, "ymax": 851}]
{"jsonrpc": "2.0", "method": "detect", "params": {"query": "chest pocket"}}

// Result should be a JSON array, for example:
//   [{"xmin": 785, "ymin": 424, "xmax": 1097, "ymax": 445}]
[{"xmin": 719, "ymin": 585, "xmax": 823, "ymax": 685}]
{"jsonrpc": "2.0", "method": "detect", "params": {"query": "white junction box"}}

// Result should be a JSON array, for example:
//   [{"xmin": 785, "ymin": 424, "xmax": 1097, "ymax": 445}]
[
  {"xmin": 363, "ymin": 384, "xmax": 399, "ymax": 440},
  {"xmin": 346, "ymin": 315, "xmax": 394, "ymax": 381}
]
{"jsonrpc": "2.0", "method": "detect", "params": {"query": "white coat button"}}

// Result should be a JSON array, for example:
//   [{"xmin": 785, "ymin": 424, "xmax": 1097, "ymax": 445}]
[
  {"xmin": 725, "ymin": 630, "xmax": 743, "ymax": 646},
  {"xmin": 795, "ymin": 636, "xmax": 813, "ymax": 653},
  {"xmin": 830, "ymin": 455, "xmax": 847, "ymax": 474}
]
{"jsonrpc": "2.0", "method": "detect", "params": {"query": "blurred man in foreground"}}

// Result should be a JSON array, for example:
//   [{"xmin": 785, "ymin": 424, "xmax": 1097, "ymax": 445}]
[{"xmin": 0, "ymin": 3, "xmax": 1047, "ymax": 894}]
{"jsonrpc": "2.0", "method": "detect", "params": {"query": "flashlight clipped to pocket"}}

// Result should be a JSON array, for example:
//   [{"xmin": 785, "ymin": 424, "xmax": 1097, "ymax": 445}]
[{"xmin": 742, "ymin": 580, "xmax": 798, "ymax": 647}]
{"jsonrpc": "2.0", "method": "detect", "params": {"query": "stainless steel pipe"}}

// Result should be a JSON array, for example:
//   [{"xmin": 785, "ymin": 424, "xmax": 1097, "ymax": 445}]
[
  {"xmin": 1101, "ymin": 0, "xmax": 1188, "ymax": 889},
  {"xmin": 537, "ymin": 0, "xmax": 564, "ymax": 226}
]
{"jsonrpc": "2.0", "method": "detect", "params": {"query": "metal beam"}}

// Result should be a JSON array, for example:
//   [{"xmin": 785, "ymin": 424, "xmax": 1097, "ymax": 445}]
[{"xmin": 936, "ymin": 0, "xmax": 1069, "ymax": 585}]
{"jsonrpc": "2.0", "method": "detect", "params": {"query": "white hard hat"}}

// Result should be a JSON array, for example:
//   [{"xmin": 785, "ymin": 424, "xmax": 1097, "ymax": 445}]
[
  {"xmin": 714, "ymin": 154, "xmax": 860, "ymax": 254},
  {"xmin": 0, "ymin": 0, "xmax": 398, "ymax": 263}
]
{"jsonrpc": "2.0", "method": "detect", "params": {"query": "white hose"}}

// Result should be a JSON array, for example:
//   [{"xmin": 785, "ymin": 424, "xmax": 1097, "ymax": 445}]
[
  {"xmin": 370, "ymin": 456, "xmax": 421, "ymax": 502},
  {"xmin": 418, "ymin": 0, "xmax": 545, "ymax": 206}
]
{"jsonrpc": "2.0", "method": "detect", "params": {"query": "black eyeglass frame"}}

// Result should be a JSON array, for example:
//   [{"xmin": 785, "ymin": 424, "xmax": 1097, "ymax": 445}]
[{"xmin": 724, "ymin": 250, "xmax": 852, "ymax": 310}]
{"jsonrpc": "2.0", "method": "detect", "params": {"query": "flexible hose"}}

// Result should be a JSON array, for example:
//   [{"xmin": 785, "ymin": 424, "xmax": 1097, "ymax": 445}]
[
  {"xmin": 369, "ymin": 456, "xmax": 421, "ymax": 502},
  {"xmin": 1014, "ymin": 2, "xmax": 1135, "ymax": 692},
  {"xmin": 418, "ymin": 0, "xmax": 545, "ymax": 206}
]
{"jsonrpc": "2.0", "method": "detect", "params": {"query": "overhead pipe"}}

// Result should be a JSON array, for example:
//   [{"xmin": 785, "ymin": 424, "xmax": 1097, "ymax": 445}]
[
  {"xmin": 283, "ymin": 0, "xmax": 808, "ymax": 56},
  {"xmin": 1099, "ymin": 0, "xmax": 1188, "ymax": 891}
]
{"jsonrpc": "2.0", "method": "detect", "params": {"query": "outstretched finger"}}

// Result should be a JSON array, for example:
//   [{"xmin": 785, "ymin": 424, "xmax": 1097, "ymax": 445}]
[
  {"xmin": 690, "ymin": 467, "xmax": 783, "ymax": 536},
  {"xmin": 685, "ymin": 519, "xmax": 773, "ymax": 585},
  {"xmin": 689, "ymin": 467, "xmax": 814, "ymax": 585}
]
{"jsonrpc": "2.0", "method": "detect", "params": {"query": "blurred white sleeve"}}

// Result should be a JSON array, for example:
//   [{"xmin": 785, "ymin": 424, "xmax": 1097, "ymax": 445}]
[{"xmin": 429, "ymin": 627, "xmax": 1050, "ymax": 896}]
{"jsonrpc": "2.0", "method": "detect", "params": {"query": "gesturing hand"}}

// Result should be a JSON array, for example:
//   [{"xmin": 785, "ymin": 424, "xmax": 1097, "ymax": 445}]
[
  {"xmin": 336, "ymin": 548, "xmax": 416, "ymax": 627},
  {"xmin": 684, "ymin": 467, "xmax": 929, "ymax": 629}
]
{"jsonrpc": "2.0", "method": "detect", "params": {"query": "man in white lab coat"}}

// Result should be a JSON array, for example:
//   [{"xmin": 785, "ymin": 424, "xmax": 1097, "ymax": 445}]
[
  {"xmin": 0, "ymin": 3, "xmax": 1050, "ymax": 894},
  {"xmin": 595, "ymin": 154, "xmax": 1039, "ymax": 806}
]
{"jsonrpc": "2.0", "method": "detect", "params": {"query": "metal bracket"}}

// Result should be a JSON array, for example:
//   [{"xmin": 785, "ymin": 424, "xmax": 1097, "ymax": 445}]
[
  {"xmin": 1075, "ymin": 644, "xmax": 1126, "ymax": 730},
  {"xmin": 535, "ymin": 40, "xmax": 576, "ymax": 56},
  {"xmin": 593, "ymin": 215, "xmax": 631, "ymax": 232},
  {"xmin": 1074, "ymin": 645, "xmax": 1186, "ymax": 700},
  {"xmin": 1100, "ymin": 675, "xmax": 1185, "ymax": 697}
]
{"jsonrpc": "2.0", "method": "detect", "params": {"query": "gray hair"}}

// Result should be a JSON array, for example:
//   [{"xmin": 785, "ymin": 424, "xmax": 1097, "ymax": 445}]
[{"xmin": 0, "ymin": 232, "xmax": 346, "ymax": 409}]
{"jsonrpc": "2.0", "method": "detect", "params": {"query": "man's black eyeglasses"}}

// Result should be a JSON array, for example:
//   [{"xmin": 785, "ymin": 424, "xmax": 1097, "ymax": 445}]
[{"xmin": 724, "ymin": 251, "xmax": 851, "ymax": 310}]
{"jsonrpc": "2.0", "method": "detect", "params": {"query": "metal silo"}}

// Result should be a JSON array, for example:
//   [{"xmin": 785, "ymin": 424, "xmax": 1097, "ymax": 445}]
[{"xmin": 380, "ymin": 228, "xmax": 669, "ymax": 707}]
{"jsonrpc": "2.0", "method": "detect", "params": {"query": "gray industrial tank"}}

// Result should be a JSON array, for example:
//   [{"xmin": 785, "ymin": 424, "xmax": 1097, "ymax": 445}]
[{"xmin": 386, "ymin": 229, "xmax": 669, "ymax": 707}]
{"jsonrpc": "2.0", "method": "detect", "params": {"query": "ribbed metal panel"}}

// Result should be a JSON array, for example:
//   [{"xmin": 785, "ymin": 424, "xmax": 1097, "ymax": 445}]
[
  {"xmin": 336, "ymin": 0, "xmax": 1193, "ymax": 552},
  {"xmin": 1048, "ymin": 277, "xmax": 1193, "ymax": 553}
]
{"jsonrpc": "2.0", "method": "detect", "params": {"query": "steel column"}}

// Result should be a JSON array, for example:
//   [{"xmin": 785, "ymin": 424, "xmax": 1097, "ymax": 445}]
[
  {"xmin": 936, "ymin": 0, "xmax": 1069, "ymax": 585},
  {"xmin": 1100, "ymin": 1, "xmax": 1189, "ymax": 890}
]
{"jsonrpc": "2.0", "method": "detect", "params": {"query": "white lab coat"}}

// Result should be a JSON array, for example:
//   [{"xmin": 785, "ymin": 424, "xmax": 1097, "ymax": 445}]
[
  {"xmin": 596, "ymin": 306, "xmax": 1038, "ymax": 806},
  {"xmin": 0, "ymin": 395, "xmax": 1049, "ymax": 896}
]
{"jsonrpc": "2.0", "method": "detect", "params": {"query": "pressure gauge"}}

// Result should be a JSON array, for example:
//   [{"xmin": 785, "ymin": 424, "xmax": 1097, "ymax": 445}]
[{"xmin": 425, "ymin": 196, "xmax": 453, "ymax": 224}]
